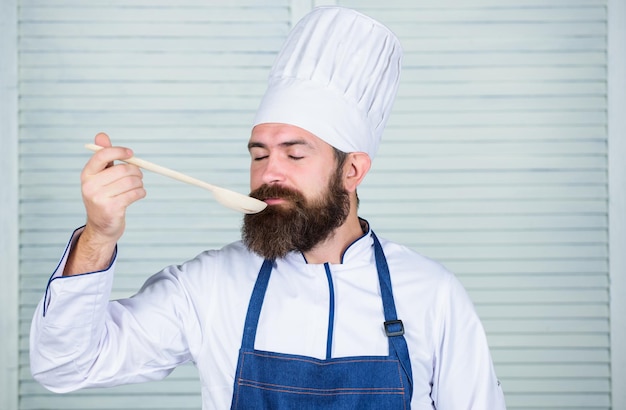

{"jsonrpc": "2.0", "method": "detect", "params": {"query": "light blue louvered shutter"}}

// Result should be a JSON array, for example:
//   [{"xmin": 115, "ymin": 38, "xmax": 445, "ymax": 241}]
[
  {"xmin": 18, "ymin": 1, "xmax": 289, "ymax": 409},
  {"xmin": 337, "ymin": 1, "xmax": 611, "ymax": 409}
]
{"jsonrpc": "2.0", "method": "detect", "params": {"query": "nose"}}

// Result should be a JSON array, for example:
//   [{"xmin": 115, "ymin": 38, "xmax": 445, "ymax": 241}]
[{"xmin": 260, "ymin": 155, "xmax": 286, "ymax": 185}]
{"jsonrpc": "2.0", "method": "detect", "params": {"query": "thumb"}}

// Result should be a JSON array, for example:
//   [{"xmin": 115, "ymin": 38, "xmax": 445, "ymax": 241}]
[{"xmin": 94, "ymin": 132, "xmax": 112, "ymax": 148}]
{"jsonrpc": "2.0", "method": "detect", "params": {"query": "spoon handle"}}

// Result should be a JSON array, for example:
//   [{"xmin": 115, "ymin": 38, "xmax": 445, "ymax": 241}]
[{"xmin": 85, "ymin": 143, "xmax": 219, "ymax": 193}]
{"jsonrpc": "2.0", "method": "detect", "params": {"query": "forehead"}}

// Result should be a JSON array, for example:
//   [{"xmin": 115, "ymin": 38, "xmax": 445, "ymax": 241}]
[{"xmin": 249, "ymin": 123, "xmax": 332, "ymax": 150}]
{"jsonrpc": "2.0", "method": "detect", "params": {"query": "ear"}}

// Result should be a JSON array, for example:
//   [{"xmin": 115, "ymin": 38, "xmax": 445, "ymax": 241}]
[{"xmin": 343, "ymin": 152, "xmax": 371, "ymax": 193}]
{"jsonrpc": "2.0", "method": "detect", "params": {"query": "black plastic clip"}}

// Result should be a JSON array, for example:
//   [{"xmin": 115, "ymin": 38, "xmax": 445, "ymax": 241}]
[{"xmin": 384, "ymin": 320, "xmax": 405, "ymax": 337}]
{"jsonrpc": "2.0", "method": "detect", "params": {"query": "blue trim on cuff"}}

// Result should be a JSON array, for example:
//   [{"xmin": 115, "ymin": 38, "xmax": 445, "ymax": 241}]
[{"xmin": 42, "ymin": 226, "xmax": 118, "ymax": 317}]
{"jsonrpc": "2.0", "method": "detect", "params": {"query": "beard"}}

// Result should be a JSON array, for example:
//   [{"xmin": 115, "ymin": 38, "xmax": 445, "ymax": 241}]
[{"xmin": 242, "ymin": 169, "xmax": 351, "ymax": 260}]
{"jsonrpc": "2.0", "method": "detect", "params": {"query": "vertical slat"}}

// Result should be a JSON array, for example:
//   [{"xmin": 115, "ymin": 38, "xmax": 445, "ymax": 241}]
[
  {"xmin": 0, "ymin": 0, "xmax": 20, "ymax": 408},
  {"xmin": 608, "ymin": 0, "xmax": 626, "ymax": 408}
]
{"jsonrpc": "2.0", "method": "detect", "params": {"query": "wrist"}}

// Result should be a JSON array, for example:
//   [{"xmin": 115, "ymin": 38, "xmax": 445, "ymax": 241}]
[
  {"xmin": 82, "ymin": 223, "xmax": 120, "ymax": 249},
  {"xmin": 62, "ymin": 225, "xmax": 117, "ymax": 276}
]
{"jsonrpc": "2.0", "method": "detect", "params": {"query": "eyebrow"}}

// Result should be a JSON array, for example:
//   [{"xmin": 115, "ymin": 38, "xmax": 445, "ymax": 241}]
[{"xmin": 247, "ymin": 139, "xmax": 311, "ymax": 150}]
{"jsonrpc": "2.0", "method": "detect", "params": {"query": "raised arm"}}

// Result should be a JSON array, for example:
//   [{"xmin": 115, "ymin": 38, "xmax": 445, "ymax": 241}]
[{"xmin": 30, "ymin": 134, "xmax": 195, "ymax": 392}]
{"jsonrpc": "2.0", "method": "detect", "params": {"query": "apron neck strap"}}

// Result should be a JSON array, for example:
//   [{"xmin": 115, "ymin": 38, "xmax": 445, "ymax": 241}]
[
  {"xmin": 371, "ymin": 231, "xmax": 414, "ymax": 395},
  {"xmin": 240, "ymin": 258, "xmax": 273, "ymax": 350},
  {"xmin": 371, "ymin": 232, "xmax": 401, "ymax": 327}
]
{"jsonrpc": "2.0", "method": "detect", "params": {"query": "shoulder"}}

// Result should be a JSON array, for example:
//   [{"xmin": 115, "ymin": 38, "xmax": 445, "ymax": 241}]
[
  {"xmin": 374, "ymin": 234, "xmax": 471, "ymax": 313},
  {"xmin": 143, "ymin": 241, "xmax": 262, "ymax": 294},
  {"xmin": 376, "ymin": 234, "xmax": 453, "ymax": 282},
  {"xmin": 175, "ymin": 240, "xmax": 263, "ymax": 279}
]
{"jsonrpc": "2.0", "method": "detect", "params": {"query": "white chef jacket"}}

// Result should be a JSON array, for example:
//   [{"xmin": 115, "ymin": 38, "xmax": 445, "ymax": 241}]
[{"xmin": 30, "ymin": 224, "xmax": 506, "ymax": 409}]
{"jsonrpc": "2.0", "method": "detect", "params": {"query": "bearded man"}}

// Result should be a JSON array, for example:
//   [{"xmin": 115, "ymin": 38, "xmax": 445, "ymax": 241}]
[{"xmin": 30, "ymin": 6, "xmax": 506, "ymax": 410}]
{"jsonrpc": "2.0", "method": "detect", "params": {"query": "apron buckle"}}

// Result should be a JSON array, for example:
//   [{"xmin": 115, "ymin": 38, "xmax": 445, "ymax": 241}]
[{"xmin": 384, "ymin": 320, "xmax": 404, "ymax": 337}]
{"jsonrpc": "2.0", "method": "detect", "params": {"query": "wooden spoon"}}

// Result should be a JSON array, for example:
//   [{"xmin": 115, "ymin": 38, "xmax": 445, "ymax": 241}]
[{"xmin": 85, "ymin": 144, "xmax": 266, "ymax": 214}]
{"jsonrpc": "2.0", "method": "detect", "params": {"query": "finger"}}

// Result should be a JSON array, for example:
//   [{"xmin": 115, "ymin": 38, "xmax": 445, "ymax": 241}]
[
  {"xmin": 112, "ymin": 176, "xmax": 146, "ymax": 202},
  {"xmin": 94, "ymin": 132, "xmax": 112, "ymax": 148},
  {"xmin": 84, "ymin": 174, "xmax": 146, "ymax": 213},
  {"xmin": 94, "ymin": 133, "xmax": 115, "ymax": 168},
  {"xmin": 88, "ymin": 163, "xmax": 143, "ymax": 188},
  {"xmin": 90, "ymin": 174, "xmax": 146, "ymax": 204},
  {"xmin": 83, "ymin": 146, "xmax": 134, "ymax": 177},
  {"xmin": 113, "ymin": 186, "xmax": 147, "ymax": 208}
]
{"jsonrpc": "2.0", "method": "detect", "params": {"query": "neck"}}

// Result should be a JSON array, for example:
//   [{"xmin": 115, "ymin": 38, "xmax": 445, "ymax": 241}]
[{"xmin": 303, "ymin": 210, "xmax": 365, "ymax": 264}]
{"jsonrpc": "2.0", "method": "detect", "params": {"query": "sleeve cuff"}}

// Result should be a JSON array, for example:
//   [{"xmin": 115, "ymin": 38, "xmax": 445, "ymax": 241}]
[{"xmin": 42, "ymin": 226, "xmax": 117, "ymax": 317}]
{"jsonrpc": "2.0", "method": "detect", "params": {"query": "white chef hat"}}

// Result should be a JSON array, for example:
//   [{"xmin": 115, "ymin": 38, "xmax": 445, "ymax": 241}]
[{"xmin": 253, "ymin": 6, "xmax": 402, "ymax": 159}]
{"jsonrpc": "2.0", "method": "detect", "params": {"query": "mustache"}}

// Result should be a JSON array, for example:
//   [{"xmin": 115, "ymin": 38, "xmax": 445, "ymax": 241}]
[{"xmin": 249, "ymin": 184, "xmax": 305, "ymax": 204}]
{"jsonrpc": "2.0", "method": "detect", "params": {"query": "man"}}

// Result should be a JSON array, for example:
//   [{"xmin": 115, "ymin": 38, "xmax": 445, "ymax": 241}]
[{"xmin": 30, "ymin": 6, "xmax": 506, "ymax": 409}]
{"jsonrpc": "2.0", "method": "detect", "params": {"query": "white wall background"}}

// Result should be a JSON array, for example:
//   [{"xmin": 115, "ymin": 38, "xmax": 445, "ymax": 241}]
[{"xmin": 1, "ymin": 0, "xmax": 624, "ymax": 409}]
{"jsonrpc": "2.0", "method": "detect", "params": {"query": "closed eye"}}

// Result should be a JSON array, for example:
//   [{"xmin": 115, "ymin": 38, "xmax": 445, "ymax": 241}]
[
  {"xmin": 289, "ymin": 155, "xmax": 304, "ymax": 160},
  {"xmin": 253, "ymin": 155, "xmax": 268, "ymax": 161}
]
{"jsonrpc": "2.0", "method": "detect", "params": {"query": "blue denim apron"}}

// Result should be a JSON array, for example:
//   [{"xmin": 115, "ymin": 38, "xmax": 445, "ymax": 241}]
[{"xmin": 230, "ymin": 232, "xmax": 413, "ymax": 409}]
